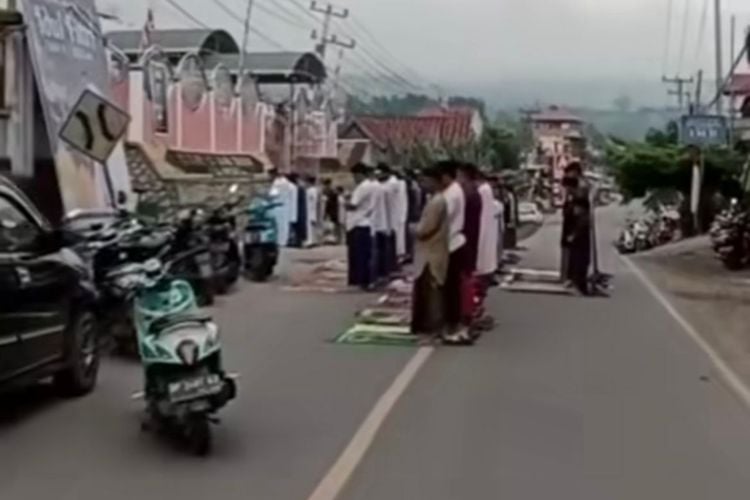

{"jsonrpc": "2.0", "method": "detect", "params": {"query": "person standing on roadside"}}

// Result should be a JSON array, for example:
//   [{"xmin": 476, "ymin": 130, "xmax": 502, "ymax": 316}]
[
  {"xmin": 379, "ymin": 164, "xmax": 400, "ymax": 274},
  {"xmin": 287, "ymin": 173, "xmax": 300, "ymax": 247},
  {"xmin": 305, "ymin": 176, "xmax": 319, "ymax": 248},
  {"xmin": 475, "ymin": 170, "xmax": 500, "ymax": 324},
  {"xmin": 561, "ymin": 162, "xmax": 591, "ymax": 295},
  {"xmin": 405, "ymin": 168, "xmax": 423, "ymax": 263},
  {"xmin": 269, "ymin": 169, "xmax": 293, "ymax": 247},
  {"xmin": 346, "ymin": 164, "xmax": 376, "ymax": 290},
  {"xmin": 457, "ymin": 163, "xmax": 483, "ymax": 335},
  {"xmin": 322, "ymin": 179, "xmax": 341, "ymax": 244},
  {"xmin": 411, "ymin": 166, "xmax": 449, "ymax": 339},
  {"xmin": 437, "ymin": 160, "xmax": 473, "ymax": 346},
  {"xmin": 372, "ymin": 167, "xmax": 393, "ymax": 284}
]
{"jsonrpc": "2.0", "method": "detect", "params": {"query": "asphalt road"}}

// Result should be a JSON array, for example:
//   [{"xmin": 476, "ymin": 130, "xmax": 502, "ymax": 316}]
[{"xmin": 3, "ymin": 207, "xmax": 750, "ymax": 499}]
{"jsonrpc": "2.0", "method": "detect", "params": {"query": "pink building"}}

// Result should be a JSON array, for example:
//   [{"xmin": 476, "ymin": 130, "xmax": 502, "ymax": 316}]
[{"xmin": 106, "ymin": 29, "xmax": 332, "ymax": 175}]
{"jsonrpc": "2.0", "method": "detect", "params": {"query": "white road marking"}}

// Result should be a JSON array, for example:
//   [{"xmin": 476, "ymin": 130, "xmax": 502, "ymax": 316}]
[
  {"xmin": 307, "ymin": 346, "xmax": 435, "ymax": 500},
  {"xmin": 621, "ymin": 255, "xmax": 750, "ymax": 409}
]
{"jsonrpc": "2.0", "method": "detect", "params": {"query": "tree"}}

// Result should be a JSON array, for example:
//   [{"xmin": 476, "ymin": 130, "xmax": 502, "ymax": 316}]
[
  {"xmin": 478, "ymin": 126, "xmax": 520, "ymax": 171},
  {"xmin": 608, "ymin": 125, "xmax": 744, "ymax": 232}
]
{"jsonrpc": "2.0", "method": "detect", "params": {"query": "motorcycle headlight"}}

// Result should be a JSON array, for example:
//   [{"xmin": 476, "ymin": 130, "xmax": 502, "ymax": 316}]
[{"xmin": 177, "ymin": 340, "xmax": 200, "ymax": 366}]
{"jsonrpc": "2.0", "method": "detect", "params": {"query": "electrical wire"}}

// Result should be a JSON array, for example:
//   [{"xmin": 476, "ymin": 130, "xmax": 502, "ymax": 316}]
[
  {"xmin": 209, "ymin": 0, "xmax": 287, "ymax": 50},
  {"xmin": 161, "ymin": 0, "xmax": 210, "ymax": 28},
  {"xmin": 677, "ymin": 0, "xmax": 691, "ymax": 74},
  {"xmin": 693, "ymin": 0, "xmax": 709, "ymax": 69},
  {"xmin": 348, "ymin": 15, "xmax": 436, "ymax": 90},
  {"xmin": 662, "ymin": 0, "xmax": 674, "ymax": 75}
]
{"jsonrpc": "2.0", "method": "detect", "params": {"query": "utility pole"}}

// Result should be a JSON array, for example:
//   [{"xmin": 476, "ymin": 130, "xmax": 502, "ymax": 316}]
[
  {"xmin": 695, "ymin": 69, "xmax": 704, "ymax": 112},
  {"xmin": 714, "ymin": 0, "xmax": 724, "ymax": 114},
  {"xmin": 662, "ymin": 75, "xmax": 694, "ymax": 110},
  {"xmin": 237, "ymin": 0, "xmax": 256, "ymax": 82},
  {"xmin": 729, "ymin": 15, "xmax": 737, "ymax": 143},
  {"xmin": 310, "ymin": 1, "xmax": 353, "ymax": 60}
]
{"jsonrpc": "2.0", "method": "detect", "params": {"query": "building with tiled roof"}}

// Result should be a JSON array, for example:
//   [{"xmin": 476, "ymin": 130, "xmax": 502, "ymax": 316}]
[{"xmin": 337, "ymin": 112, "xmax": 479, "ymax": 167}]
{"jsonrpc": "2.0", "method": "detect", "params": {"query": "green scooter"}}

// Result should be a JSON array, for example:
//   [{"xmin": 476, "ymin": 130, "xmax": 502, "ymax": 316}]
[{"xmin": 113, "ymin": 252, "xmax": 237, "ymax": 455}]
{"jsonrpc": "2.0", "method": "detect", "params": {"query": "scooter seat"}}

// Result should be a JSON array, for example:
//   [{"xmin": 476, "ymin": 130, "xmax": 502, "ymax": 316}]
[{"xmin": 150, "ymin": 312, "xmax": 212, "ymax": 335}]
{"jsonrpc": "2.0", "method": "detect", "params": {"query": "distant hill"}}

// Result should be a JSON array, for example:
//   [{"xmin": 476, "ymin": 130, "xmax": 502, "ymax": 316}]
[{"xmin": 572, "ymin": 108, "xmax": 679, "ymax": 142}]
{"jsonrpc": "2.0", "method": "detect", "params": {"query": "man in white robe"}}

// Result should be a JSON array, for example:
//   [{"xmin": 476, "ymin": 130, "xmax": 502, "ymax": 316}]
[
  {"xmin": 288, "ymin": 174, "xmax": 299, "ymax": 246},
  {"xmin": 477, "ymin": 176, "xmax": 499, "ymax": 277},
  {"xmin": 305, "ymin": 176, "xmax": 320, "ymax": 247},
  {"xmin": 270, "ymin": 170, "xmax": 292, "ymax": 246},
  {"xmin": 395, "ymin": 173, "xmax": 409, "ymax": 258}
]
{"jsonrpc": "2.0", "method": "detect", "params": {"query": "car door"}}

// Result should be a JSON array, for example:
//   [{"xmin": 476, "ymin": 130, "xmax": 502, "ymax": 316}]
[{"xmin": 0, "ymin": 191, "xmax": 69, "ymax": 375}]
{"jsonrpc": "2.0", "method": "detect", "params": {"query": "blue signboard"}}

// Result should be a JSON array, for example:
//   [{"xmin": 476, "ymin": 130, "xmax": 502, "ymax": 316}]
[{"xmin": 680, "ymin": 115, "xmax": 728, "ymax": 147}]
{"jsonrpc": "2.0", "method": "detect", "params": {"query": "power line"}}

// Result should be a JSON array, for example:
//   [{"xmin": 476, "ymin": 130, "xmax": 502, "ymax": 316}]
[
  {"xmin": 348, "ymin": 15, "xmax": 435, "ymax": 89},
  {"xmin": 210, "ymin": 0, "xmax": 286, "ymax": 49},
  {"xmin": 252, "ymin": 0, "xmax": 310, "ymax": 30},
  {"xmin": 283, "ymin": 0, "xmax": 322, "ymax": 23},
  {"xmin": 327, "ymin": 18, "xmax": 422, "ymax": 91},
  {"xmin": 161, "ymin": 0, "xmax": 210, "ymax": 28},
  {"xmin": 662, "ymin": 0, "xmax": 674, "ymax": 75},
  {"xmin": 677, "ymin": 0, "xmax": 692, "ymax": 73},
  {"xmin": 693, "ymin": 0, "xmax": 709, "ymax": 68}
]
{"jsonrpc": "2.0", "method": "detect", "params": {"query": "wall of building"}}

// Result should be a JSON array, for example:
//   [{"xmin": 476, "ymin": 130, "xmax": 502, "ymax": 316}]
[{"xmin": 119, "ymin": 63, "xmax": 268, "ymax": 159}]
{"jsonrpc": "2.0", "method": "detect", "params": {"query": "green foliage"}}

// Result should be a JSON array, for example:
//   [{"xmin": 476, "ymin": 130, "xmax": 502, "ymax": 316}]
[
  {"xmin": 479, "ymin": 126, "xmax": 520, "ymax": 171},
  {"xmin": 608, "ymin": 130, "xmax": 744, "ymax": 202}
]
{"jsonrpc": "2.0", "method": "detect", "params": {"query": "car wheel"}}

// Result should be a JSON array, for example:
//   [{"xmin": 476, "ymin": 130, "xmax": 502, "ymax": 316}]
[{"xmin": 54, "ymin": 310, "xmax": 100, "ymax": 397}]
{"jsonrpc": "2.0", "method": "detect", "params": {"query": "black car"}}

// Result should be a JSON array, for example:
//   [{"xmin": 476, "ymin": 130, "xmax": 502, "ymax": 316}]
[{"xmin": 0, "ymin": 175, "xmax": 99, "ymax": 396}]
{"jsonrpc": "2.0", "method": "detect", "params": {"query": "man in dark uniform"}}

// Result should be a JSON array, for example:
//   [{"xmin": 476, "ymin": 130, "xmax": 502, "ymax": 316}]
[{"xmin": 561, "ymin": 162, "xmax": 591, "ymax": 295}]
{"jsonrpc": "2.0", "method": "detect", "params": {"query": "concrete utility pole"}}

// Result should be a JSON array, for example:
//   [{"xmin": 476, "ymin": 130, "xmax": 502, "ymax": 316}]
[
  {"xmin": 695, "ymin": 69, "xmax": 704, "ymax": 112},
  {"xmin": 662, "ymin": 75, "xmax": 694, "ymax": 110},
  {"xmin": 714, "ymin": 0, "xmax": 724, "ymax": 114},
  {"xmin": 310, "ymin": 1, "xmax": 354, "ymax": 60}
]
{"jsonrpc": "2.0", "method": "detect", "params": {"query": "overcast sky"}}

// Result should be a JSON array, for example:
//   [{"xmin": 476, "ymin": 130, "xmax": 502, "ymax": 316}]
[{"xmin": 102, "ymin": 0, "xmax": 750, "ymax": 107}]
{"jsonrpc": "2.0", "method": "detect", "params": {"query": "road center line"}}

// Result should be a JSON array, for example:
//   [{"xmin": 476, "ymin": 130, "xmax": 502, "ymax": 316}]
[
  {"xmin": 621, "ymin": 255, "xmax": 750, "ymax": 410},
  {"xmin": 307, "ymin": 346, "xmax": 435, "ymax": 500}
]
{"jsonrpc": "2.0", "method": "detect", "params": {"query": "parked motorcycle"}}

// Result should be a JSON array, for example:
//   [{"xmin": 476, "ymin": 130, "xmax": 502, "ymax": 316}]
[
  {"xmin": 207, "ymin": 185, "xmax": 242, "ymax": 294},
  {"xmin": 112, "ymin": 254, "xmax": 237, "ymax": 455},
  {"xmin": 171, "ymin": 208, "xmax": 215, "ymax": 306},
  {"xmin": 243, "ymin": 193, "xmax": 282, "ymax": 282},
  {"xmin": 62, "ymin": 210, "xmax": 163, "ymax": 355},
  {"xmin": 711, "ymin": 200, "xmax": 750, "ymax": 270}
]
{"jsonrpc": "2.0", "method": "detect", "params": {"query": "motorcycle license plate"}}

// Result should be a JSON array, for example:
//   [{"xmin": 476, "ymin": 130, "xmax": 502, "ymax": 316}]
[{"xmin": 168, "ymin": 374, "xmax": 223, "ymax": 403}]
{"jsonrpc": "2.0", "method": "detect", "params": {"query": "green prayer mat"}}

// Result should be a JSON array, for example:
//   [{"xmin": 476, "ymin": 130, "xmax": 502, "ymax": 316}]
[{"xmin": 332, "ymin": 324, "xmax": 418, "ymax": 347}]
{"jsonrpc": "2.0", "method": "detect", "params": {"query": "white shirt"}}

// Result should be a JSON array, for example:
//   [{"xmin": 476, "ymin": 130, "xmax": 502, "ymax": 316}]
[
  {"xmin": 385, "ymin": 176, "xmax": 401, "ymax": 232},
  {"xmin": 396, "ymin": 178, "xmax": 409, "ymax": 225},
  {"xmin": 477, "ymin": 182, "xmax": 499, "ymax": 275},
  {"xmin": 444, "ymin": 181, "xmax": 466, "ymax": 252},
  {"xmin": 288, "ymin": 182, "xmax": 299, "ymax": 224},
  {"xmin": 347, "ymin": 179, "xmax": 376, "ymax": 230},
  {"xmin": 371, "ymin": 182, "xmax": 390, "ymax": 233},
  {"xmin": 307, "ymin": 186, "xmax": 319, "ymax": 223}
]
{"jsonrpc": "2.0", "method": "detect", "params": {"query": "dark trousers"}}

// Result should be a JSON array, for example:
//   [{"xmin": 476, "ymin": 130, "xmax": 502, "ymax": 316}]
[
  {"xmin": 568, "ymin": 236, "xmax": 591, "ymax": 295},
  {"xmin": 347, "ymin": 227, "xmax": 373, "ymax": 288},
  {"xmin": 374, "ymin": 232, "xmax": 393, "ymax": 281},
  {"xmin": 388, "ymin": 232, "xmax": 398, "ymax": 272},
  {"xmin": 444, "ymin": 246, "xmax": 467, "ymax": 329}
]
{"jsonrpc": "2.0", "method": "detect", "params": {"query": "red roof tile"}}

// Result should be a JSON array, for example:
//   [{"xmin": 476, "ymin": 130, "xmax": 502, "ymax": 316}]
[{"xmin": 355, "ymin": 114, "xmax": 475, "ymax": 152}]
